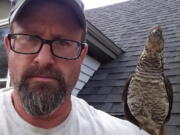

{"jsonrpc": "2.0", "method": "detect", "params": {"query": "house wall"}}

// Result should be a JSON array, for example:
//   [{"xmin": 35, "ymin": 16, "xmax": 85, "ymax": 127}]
[{"xmin": 72, "ymin": 56, "xmax": 101, "ymax": 96}]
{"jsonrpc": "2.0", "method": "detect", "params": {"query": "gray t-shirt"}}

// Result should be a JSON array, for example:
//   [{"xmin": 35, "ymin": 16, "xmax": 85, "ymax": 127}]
[{"xmin": 0, "ymin": 88, "xmax": 149, "ymax": 135}]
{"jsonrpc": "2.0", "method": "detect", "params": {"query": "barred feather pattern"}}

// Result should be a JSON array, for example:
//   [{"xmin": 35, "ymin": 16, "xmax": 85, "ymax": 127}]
[
  {"xmin": 126, "ymin": 26, "xmax": 171, "ymax": 135},
  {"xmin": 127, "ymin": 57, "xmax": 169, "ymax": 135}
]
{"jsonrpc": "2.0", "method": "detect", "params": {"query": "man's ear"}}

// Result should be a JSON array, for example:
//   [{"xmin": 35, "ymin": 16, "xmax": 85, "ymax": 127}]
[
  {"xmin": 79, "ymin": 43, "xmax": 88, "ymax": 62},
  {"xmin": 4, "ymin": 35, "xmax": 11, "ymax": 55}
]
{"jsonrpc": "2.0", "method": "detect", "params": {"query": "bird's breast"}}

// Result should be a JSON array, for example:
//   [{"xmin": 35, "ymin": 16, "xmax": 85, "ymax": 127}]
[{"xmin": 127, "ymin": 76, "xmax": 169, "ymax": 127}]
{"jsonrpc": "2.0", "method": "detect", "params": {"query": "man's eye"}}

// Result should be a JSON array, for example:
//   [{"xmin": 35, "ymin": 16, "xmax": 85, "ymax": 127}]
[
  {"xmin": 55, "ymin": 40, "xmax": 70, "ymax": 46},
  {"xmin": 20, "ymin": 36, "xmax": 39, "ymax": 43},
  {"xmin": 25, "ymin": 36, "xmax": 36, "ymax": 41},
  {"xmin": 16, "ymin": 35, "xmax": 28, "ymax": 41}
]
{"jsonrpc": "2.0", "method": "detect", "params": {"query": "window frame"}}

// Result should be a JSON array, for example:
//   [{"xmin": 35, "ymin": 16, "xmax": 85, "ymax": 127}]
[{"xmin": 0, "ymin": 18, "xmax": 10, "ymax": 88}]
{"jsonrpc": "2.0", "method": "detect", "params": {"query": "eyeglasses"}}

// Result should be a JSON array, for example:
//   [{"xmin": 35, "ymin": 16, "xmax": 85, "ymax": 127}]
[{"xmin": 7, "ymin": 33, "xmax": 85, "ymax": 60}]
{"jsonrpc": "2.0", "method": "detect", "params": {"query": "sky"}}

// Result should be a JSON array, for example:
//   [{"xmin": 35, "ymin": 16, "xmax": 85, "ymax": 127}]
[{"xmin": 82, "ymin": 0, "xmax": 129, "ymax": 9}]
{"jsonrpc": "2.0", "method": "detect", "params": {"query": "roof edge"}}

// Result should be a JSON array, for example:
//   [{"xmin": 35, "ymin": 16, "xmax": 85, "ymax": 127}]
[
  {"xmin": 0, "ymin": 18, "xmax": 8, "ymax": 27},
  {"xmin": 86, "ymin": 20, "xmax": 123, "ymax": 63}
]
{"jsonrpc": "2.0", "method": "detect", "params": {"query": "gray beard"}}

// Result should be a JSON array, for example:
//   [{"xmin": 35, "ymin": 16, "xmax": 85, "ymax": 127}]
[
  {"xmin": 18, "ymin": 81, "xmax": 67, "ymax": 117},
  {"xmin": 14, "ymin": 66, "xmax": 68, "ymax": 117}
]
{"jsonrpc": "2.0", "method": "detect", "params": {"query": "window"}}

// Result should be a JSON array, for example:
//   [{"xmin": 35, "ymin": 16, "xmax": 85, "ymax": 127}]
[{"xmin": 0, "ymin": 21, "xmax": 9, "ymax": 89}]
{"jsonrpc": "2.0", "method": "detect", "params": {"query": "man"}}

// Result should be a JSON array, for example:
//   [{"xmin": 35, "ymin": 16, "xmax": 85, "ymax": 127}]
[{"xmin": 0, "ymin": 0, "xmax": 149, "ymax": 134}]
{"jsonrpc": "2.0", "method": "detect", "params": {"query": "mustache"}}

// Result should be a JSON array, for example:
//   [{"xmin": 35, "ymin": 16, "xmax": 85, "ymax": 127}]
[{"xmin": 21, "ymin": 65, "xmax": 64, "ymax": 83}]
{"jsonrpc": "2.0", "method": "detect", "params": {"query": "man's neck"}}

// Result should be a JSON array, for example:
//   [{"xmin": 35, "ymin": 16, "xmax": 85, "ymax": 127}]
[{"xmin": 12, "ymin": 90, "xmax": 72, "ymax": 129}]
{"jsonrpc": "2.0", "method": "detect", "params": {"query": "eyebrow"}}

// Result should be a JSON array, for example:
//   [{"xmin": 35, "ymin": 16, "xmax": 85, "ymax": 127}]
[{"xmin": 15, "ymin": 30, "xmax": 66, "ymax": 40}]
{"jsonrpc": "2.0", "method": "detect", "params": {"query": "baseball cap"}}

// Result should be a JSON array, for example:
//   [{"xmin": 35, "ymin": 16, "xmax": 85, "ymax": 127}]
[{"xmin": 9, "ymin": 0, "xmax": 86, "ymax": 30}]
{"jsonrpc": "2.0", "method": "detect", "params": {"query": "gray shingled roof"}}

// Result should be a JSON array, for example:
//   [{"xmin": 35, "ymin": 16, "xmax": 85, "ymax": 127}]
[{"xmin": 78, "ymin": 0, "xmax": 180, "ymax": 134}]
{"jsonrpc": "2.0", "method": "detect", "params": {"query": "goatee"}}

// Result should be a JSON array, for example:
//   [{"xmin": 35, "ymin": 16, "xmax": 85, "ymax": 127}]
[{"xmin": 15, "ymin": 65, "xmax": 68, "ymax": 117}]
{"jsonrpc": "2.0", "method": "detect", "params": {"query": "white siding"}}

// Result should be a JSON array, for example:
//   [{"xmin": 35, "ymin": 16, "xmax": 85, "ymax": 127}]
[
  {"xmin": 0, "ymin": 70, "xmax": 10, "ymax": 88},
  {"xmin": 72, "ymin": 55, "xmax": 101, "ymax": 96}
]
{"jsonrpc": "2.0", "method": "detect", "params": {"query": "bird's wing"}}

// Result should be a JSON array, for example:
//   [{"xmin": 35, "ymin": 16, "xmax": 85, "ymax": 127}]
[
  {"xmin": 163, "ymin": 75, "xmax": 173, "ymax": 122},
  {"xmin": 122, "ymin": 75, "xmax": 140, "ymax": 127}
]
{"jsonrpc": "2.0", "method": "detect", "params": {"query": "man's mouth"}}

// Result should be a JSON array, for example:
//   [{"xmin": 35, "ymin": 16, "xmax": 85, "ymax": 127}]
[{"xmin": 29, "ymin": 75, "xmax": 58, "ymax": 82}]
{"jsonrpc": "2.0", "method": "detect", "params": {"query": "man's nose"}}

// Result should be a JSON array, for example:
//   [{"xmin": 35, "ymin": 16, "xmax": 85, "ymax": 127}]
[{"xmin": 33, "ymin": 44, "xmax": 55, "ymax": 67}]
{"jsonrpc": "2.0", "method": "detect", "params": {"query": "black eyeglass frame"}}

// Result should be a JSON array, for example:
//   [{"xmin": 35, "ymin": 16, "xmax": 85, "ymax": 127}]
[{"xmin": 7, "ymin": 33, "xmax": 85, "ymax": 60}]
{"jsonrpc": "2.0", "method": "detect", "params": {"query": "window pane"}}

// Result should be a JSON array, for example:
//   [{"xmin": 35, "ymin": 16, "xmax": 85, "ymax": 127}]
[
  {"xmin": 0, "ymin": 26, "xmax": 8, "ymax": 78},
  {"xmin": 0, "ymin": 81, "xmax": 6, "ymax": 89}
]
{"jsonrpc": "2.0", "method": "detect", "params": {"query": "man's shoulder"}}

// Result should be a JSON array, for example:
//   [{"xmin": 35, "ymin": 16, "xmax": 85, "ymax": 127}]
[
  {"xmin": 0, "ymin": 87, "xmax": 13, "ymax": 102},
  {"xmin": 0, "ymin": 87, "xmax": 13, "ymax": 92},
  {"xmin": 72, "ymin": 96, "xmax": 149, "ymax": 135}
]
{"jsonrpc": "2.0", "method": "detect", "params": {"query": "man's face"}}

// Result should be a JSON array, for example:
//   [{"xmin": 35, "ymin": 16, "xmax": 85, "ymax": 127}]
[{"xmin": 5, "ymin": 2, "xmax": 87, "ymax": 116}]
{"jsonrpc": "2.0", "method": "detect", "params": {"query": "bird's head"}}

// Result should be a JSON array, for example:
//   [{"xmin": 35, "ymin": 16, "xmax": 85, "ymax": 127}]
[{"xmin": 144, "ymin": 25, "xmax": 164, "ymax": 56}]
